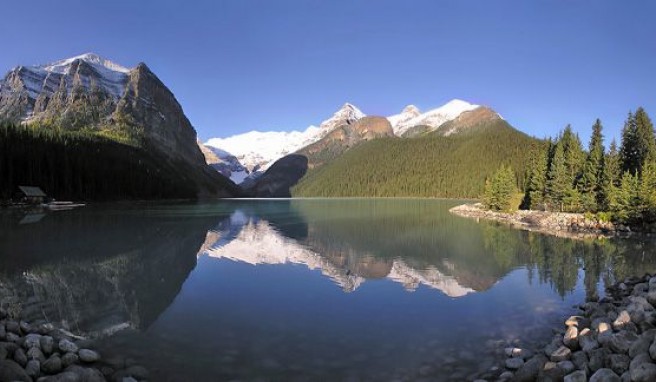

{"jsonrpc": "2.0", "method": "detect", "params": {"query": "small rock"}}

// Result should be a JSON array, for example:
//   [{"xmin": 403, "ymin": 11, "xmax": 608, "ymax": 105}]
[
  {"xmin": 513, "ymin": 355, "xmax": 548, "ymax": 382},
  {"xmin": 42, "ymin": 355, "xmax": 63, "ymax": 374},
  {"xmin": 557, "ymin": 360, "xmax": 576, "ymax": 374},
  {"xmin": 589, "ymin": 348, "xmax": 611, "ymax": 373},
  {"xmin": 609, "ymin": 331, "xmax": 638, "ymax": 354},
  {"xmin": 27, "ymin": 346, "xmax": 45, "ymax": 362},
  {"xmin": 23, "ymin": 333, "xmax": 41, "ymax": 349},
  {"xmin": 78, "ymin": 349, "xmax": 100, "ymax": 363},
  {"xmin": 498, "ymin": 371, "xmax": 514, "ymax": 380},
  {"xmin": 647, "ymin": 291, "xmax": 656, "ymax": 307},
  {"xmin": 0, "ymin": 359, "xmax": 31, "ymax": 382},
  {"xmin": 608, "ymin": 354, "xmax": 630, "ymax": 375},
  {"xmin": 566, "ymin": 316, "xmax": 591, "ymax": 328},
  {"xmin": 571, "ymin": 351, "xmax": 589, "ymax": 373},
  {"xmin": 540, "ymin": 361, "xmax": 565, "ymax": 381},
  {"xmin": 505, "ymin": 357, "xmax": 524, "ymax": 370},
  {"xmin": 597, "ymin": 322, "xmax": 612, "ymax": 334},
  {"xmin": 58, "ymin": 339, "xmax": 78, "ymax": 353},
  {"xmin": 631, "ymin": 336, "xmax": 653, "ymax": 358},
  {"xmin": 579, "ymin": 328, "xmax": 599, "ymax": 352},
  {"xmin": 25, "ymin": 359, "xmax": 40, "ymax": 378},
  {"xmin": 614, "ymin": 311, "xmax": 632, "ymax": 330},
  {"xmin": 590, "ymin": 368, "xmax": 620, "ymax": 382},
  {"xmin": 61, "ymin": 352, "xmax": 79, "ymax": 367},
  {"xmin": 19, "ymin": 321, "xmax": 31, "ymax": 334},
  {"xmin": 13, "ymin": 347, "xmax": 27, "ymax": 366},
  {"xmin": 551, "ymin": 345, "xmax": 572, "ymax": 362},
  {"xmin": 6, "ymin": 332, "xmax": 21, "ymax": 343},
  {"xmin": 40, "ymin": 336, "xmax": 54, "ymax": 354},
  {"xmin": 564, "ymin": 326, "xmax": 579, "ymax": 349},
  {"xmin": 564, "ymin": 370, "xmax": 587, "ymax": 382},
  {"xmin": 64, "ymin": 365, "xmax": 106, "ymax": 382},
  {"xmin": 592, "ymin": 317, "xmax": 612, "ymax": 331},
  {"xmin": 630, "ymin": 361, "xmax": 656, "ymax": 382}
]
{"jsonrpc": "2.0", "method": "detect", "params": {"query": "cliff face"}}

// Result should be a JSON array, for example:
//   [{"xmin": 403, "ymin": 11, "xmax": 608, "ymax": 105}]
[
  {"xmin": 0, "ymin": 54, "xmax": 206, "ymax": 167},
  {"xmin": 0, "ymin": 53, "xmax": 240, "ymax": 197}
]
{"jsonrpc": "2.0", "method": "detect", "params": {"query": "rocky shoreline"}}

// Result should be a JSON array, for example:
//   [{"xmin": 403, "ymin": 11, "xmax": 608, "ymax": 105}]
[
  {"xmin": 0, "ymin": 309, "xmax": 148, "ymax": 382},
  {"xmin": 473, "ymin": 274, "xmax": 656, "ymax": 382},
  {"xmin": 449, "ymin": 203, "xmax": 631, "ymax": 240}
]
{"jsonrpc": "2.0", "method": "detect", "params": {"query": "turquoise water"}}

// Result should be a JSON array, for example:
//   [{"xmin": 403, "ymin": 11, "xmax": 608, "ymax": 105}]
[{"xmin": 1, "ymin": 199, "xmax": 656, "ymax": 381}]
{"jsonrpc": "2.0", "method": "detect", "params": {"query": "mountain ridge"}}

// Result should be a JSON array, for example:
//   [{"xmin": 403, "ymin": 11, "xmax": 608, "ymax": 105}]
[{"xmin": 204, "ymin": 99, "xmax": 492, "ymax": 184}]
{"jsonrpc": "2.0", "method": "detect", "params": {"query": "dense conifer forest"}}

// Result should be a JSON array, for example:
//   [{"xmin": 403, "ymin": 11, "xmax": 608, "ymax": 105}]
[
  {"xmin": 0, "ymin": 122, "xmax": 237, "ymax": 201},
  {"xmin": 485, "ymin": 107, "xmax": 656, "ymax": 227},
  {"xmin": 292, "ymin": 119, "xmax": 544, "ymax": 198}
]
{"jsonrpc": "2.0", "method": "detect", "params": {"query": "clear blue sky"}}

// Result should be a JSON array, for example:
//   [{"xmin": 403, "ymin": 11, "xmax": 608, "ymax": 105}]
[{"xmin": 1, "ymin": 0, "xmax": 654, "ymax": 144}]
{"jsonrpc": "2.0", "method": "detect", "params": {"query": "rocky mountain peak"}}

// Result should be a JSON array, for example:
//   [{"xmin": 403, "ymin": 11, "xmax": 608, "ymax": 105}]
[
  {"xmin": 319, "ymin": 102, "xmax": 366, "ymax": 131},
  {"xmin": 0, "ymin": 53, "xmax": 208, "ymax": 167},
  {"xmin": 402, "ymin": 105, "xmax": 421, "ymax": 115}
]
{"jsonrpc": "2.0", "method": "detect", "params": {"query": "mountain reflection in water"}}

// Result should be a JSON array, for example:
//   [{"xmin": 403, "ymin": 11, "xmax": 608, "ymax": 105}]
[{"xmin": 1, "ymin": 199, "xmax": 656, "ymax": 381}]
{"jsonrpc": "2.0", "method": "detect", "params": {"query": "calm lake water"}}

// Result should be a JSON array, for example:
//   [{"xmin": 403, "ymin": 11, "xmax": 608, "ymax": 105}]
[{"xmin": 2, "ymin": 199, "xmax": 656, "ymax": 381}]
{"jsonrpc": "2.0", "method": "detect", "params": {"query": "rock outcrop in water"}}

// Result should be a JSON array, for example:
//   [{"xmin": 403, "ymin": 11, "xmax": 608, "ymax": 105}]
[{"xmin": 450, "ymin": 203, "xmax": 628, "ymax": 239}]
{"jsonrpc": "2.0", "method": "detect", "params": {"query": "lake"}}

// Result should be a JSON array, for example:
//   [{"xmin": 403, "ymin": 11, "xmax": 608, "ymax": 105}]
[{"xmin": 1, "ymin": 199, "xmax": 656, "ymax": 381}]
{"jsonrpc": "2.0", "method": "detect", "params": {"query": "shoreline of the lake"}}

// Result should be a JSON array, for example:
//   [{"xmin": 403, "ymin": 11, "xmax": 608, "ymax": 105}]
[
  {"xmin": 0, "ymin": 309, "xmax": 148, "ymax": 382},
  {"xmin": 483, "ymin": 274, "xmax": 656, "ymax": 381},
  {"xmin": 449, "ymin": 203, "xmax": 634, "ymax": 240}
]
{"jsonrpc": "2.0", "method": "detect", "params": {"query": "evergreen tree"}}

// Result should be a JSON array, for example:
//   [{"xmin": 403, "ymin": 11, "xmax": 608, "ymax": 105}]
[
  {"xmin": 484, "ymin": 165, "xmax": 517, "ymax": 211},
  {"xmin": 615, "ymin": 171, "xmax": 641, "ymax": 225},
  {"xmin": 560, "ymin": 125, "xmax": 585, "ymax": 183},
  {"xmin": 546, "ymin": 141, "xmax": 568, "ymax": 211},
  {"xmin": 601, "ymin": 140, "xmax": 621, "ymax": 212},
  {"xmin": 578, "ymin": 119, "xmax": 605, "ymax": 212},
  {"xmin": 634, "ymin": 107, "xmax": 656, "ymax": 172},
  {"xmin": 620, "ymin": 112, "xmax": 639, "ymax": 174},
  {"xmin": 639, "ymin": 158, "xmax": 656, "ymax": 223},
  {"xmin": 523, "ymin": 146, "xmax": 548, "ymax": 210}
]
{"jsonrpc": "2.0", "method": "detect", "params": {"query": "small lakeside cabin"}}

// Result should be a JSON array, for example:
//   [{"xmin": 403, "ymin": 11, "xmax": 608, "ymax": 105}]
[{"xmin": 16, "ymin": 186, "xmax": 48, "ymax": 205}]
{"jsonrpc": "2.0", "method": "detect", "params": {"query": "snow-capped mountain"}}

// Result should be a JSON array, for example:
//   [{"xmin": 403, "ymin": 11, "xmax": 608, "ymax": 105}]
[
  {"xmin": 1, "ymin": 53, "xmax": 130, "ymax": 118},
  {"xmin": 390, "ymin": 99, "xmax": 479, "ymax": 136},
  {"xmin": 387, "ymin": 104, "xmax": 421, "ymax": 130},
  {"xmin": 0, "ymin": 53, "xmax": 209, "ymax": 167},
  {"xmin": 204, "ymin": 103, "xmax": 366, "ymax": 182},
  {"xmin": 203, "ymin": 99, "xmax": 489, "ymax": 184}
]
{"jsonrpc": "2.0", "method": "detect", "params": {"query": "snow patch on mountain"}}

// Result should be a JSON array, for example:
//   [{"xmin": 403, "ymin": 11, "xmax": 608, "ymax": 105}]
[
  {"xmin": 387, "ymin": 105, "xmax": 421, "ymax": 129},
  {"xmin": 7, "ymin": 53, "xmax": 131, "ymax": 105},
  {"xmin": 391, "ymin": 99, "xmax": 479, "ymax": 136},
  {"xmin": 40, "ymin": 53, "xmax": 130, "ymax": 75}
]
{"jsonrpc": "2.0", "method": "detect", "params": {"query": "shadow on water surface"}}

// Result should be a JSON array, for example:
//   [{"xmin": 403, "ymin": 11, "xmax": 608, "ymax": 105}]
[{"xmin": 2, "ymin": 199, "xmax": 656, "ymax": 381}]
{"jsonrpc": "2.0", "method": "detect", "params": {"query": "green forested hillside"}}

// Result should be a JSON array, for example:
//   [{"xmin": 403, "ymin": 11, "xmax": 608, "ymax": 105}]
[
  {"xmin": 292, "ymin": 120, "xmax": 543, "ymax": 198},
  {"xmin": 0, "ymin": 122, "xmax": 240, "ymax": 201}
]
